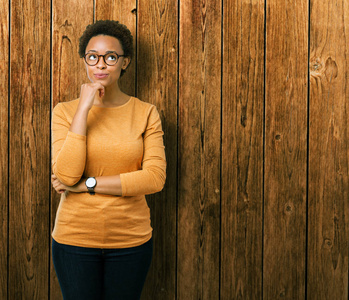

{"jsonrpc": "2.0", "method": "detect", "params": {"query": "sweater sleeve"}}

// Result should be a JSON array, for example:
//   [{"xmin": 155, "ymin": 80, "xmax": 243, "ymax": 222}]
[
  {"xmin": 51, "ymin": 103, "xmax": 87, "ymax": 186},
  {"xmin": 120, "ymin": 105, "xmax": 166, "ymax": 196}
]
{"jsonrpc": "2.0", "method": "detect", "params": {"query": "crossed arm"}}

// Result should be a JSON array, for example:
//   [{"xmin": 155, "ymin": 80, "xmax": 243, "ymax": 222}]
[{"xmin": 51, "ymin": 173, "xmax": 123, "ymax": 195}]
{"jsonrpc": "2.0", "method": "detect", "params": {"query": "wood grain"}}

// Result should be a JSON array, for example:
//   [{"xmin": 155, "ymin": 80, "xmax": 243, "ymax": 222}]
[
  {"xmin": 9, "ymin": 0, "xmax": 51, "ymax": 298},
  {"xmin": 51, "ymin": 1, "xmax": 94, "ymax": 298},
  {"xmin": 263, "ymin": 0, "xmax": 308, "ymax": 298},
  {"xmin": 2, "ymin": 0, "xmax": 349, "ymax": 299},
  {"xmin": 221, "ymin": 0, "xmax": 264, "ymax": 298},
  {"xmin": 0, "ymin": 1, "xmax": 9, "ymax": 299},
  {"xmin": 137, "ymin": 1, "xmax": 178, "ymax": 299},
  {"xmin": 308, "ymin": 0, "xmax": 349, "ymax": 298},
  {"xmin": 95, "ymin": 0, "xmax": 137, "ymax": 96},
  {"xmin": 178, "ymin": 0, "xmax": 221, "ymax": 298}
]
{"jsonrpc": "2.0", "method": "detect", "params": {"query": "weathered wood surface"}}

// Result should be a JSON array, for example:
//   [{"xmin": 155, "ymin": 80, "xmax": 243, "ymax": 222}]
[
  {"xmin": 0, "ymin": 1, "xmax": 9, "ymax": 299},
  {"xmin": 264, "ymin": 0, "xmax": 308, "ymax": 298},
  {"xmin": 50, "ymin": 1, "xmax": 94, "ymax": 298},
  {"xmin": 2, "ymin": 0, "xmax": 349, "ymax": 299},
  {"xmin": 9, "ymin": 0, "xmax": 51, "ymax": 298},
  {"xmin": 95, "ymin": 0, "xmax": 137, "ymax": 96},
  {"xmin": 308, "ymin": 0, "xmax": 349, "ymax": 299},
  {"xmin": 137, "ymin": 1, "xmax": 178, "ymax": 299},
  {"xmin": 221, "ymin": 0, "xmax": 264, "ymax": 299},
  {"xmin": 178, "ymin": 0, "xmax": 221, "ymax": 299}
]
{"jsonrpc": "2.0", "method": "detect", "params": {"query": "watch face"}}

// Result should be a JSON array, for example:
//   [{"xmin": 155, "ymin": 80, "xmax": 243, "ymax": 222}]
[{"xmin": 86, "ymin": 177, "xmax": 96, "ymax": 188}]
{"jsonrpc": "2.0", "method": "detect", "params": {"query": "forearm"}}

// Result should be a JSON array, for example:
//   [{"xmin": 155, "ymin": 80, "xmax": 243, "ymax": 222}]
[
  {"xmin": 52, "ymin": 131, "xmax": 87, "ymax": 186},
  {"xmin": 52, "ymin": 104, "xmax": 89, "ymax": 186},
  {"xmin": 73, "ymin": 175, "xmax": 122, "ymax": 196},
  {"xmin": 94, "ymin": 175, "xmax": 122, "ymax": 195},
  {"xmin": 69, "ymin": 105, "xmax": 89, "ymax": 135},
  {"xmin": 120, "ymin": 166, "xmax": 166, "ymax": 196}
]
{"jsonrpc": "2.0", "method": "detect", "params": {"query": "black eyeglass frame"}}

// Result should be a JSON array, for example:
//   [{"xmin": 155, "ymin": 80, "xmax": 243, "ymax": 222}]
[{"xmin": 83, "ymin": 52, "xmax": 126, "ymax": 66}]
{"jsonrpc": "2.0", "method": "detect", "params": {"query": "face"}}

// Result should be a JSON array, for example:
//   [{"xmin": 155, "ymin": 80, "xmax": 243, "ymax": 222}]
[{"xmin": 84, "ymin": 35, "xmax": 130, "ymax": 87}]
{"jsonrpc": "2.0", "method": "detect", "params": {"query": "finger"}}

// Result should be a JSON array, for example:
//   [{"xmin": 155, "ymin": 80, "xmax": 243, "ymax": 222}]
[
  {"xmin": 53, "ymin": 184, "xmax": 62, "ymax": 192},
  {"xmin": 94, "ymin": 83, "xmax": 105, "ymax": 97},
  {"xmin": 54, "ymin": 183, "xmax": 62, "ymax": 190},
  {"xmin": 53, "ymin": 182, "xmax": 61, "ymax": 190},
  {"xmin": 90, "ymin": 82, "xmax": 104, "ymax": 90}
]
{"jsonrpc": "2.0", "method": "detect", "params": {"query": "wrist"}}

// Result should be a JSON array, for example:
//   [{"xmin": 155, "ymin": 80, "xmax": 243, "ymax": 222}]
[
  {"xmin": 78, "ymin": 178, "xmax": 88, "ymax": 192},
  {"xmin": 76, "ymin": 105, "xmax": 91, "ymax": 115},
  {"xmin": 85, "ymin": 177, "xmax": 97, "ymax": 195}
]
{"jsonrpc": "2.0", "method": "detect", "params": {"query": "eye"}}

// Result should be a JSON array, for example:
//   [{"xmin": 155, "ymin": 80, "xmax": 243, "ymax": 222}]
[
  {"xmin": 87, "ymin": 53, "xmax": 97, "ymax": 61},
  {"xmin": 106, "ymin": 54, "xmax": 117, "ymax": 62}
]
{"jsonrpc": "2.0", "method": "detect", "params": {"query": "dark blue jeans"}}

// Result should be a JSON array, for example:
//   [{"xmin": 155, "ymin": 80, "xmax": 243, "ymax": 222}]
[{"xmin": 52, "ymin": 238, "xmax": 153, "ymax": 300}]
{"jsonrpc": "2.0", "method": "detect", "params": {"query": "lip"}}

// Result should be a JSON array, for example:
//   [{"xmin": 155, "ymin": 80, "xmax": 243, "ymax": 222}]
[{"xmin": 94, "ymin": 73, "xmax": 109, "ymax": 79}]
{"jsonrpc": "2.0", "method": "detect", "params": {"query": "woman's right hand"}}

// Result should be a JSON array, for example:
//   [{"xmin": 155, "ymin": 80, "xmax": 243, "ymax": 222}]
[
  {"xmin": 78, "ymin": 82, "xmax": 105, "ymax": 111},
  {"xmin": 69, "ymin": 82, "xmax": 105, "ymax": 135}
]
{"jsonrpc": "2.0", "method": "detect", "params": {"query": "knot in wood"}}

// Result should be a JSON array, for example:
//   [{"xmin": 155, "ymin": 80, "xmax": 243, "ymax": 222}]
[
  {"xmin": 284, "ymin": 203, "xmax": 293, "ymax": 214},
  {"xmin": 311, "ymin": 62, "xmax": 322, "ymax": 72},
  {"xmin": 323, "ymin": 238, "xmax": 332, "ymax": 249},
  {"xmin": 279, "ymin": 289, "xmax": 286, "ymax": 297},
  {"xmin": 310, "ymin": 56, "xmax": 338, "ymax": 82},
  {"xmin": 310, "ymin": 57, "xmax": 324, "ymax": 77},
  {"xmin": 324, "ymin": 57, "xmax": 338, "ymax": 82}
]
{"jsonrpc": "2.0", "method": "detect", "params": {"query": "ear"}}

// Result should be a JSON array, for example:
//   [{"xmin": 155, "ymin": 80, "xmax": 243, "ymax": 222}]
[{"xmin": 122, "ymin": 57, "xmax": 131, "ymax": 70}]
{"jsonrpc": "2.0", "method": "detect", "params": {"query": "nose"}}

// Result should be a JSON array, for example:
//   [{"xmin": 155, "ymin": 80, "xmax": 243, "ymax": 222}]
[{"xmin": 96, "ymin": 56, "xmax": 107, "ymax": 68}]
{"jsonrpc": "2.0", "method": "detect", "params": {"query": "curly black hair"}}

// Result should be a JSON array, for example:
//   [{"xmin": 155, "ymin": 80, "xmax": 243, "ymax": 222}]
[{"xmin": 78, "ymin": 20, "xmax": 134, "ymax": 77}]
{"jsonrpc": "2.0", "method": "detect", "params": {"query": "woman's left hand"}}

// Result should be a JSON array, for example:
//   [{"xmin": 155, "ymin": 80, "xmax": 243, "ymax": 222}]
[{"xmin": 51, "ymin": 174, "xmax": 85, "ymax": 194}]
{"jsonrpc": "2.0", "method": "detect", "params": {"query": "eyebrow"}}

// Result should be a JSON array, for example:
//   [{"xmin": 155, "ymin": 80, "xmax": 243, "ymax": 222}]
[{"xmin": 86, "ymin": 50, "xmax": 119, "ymax": 54}]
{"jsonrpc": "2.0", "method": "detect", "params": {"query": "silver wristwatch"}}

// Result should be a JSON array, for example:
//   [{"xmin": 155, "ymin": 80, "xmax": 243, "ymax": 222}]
[{"xmin": 85, "ymin": 177, "xmax": 97, "ymax": 195}]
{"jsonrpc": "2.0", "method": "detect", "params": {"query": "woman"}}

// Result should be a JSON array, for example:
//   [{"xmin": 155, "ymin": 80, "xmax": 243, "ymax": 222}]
[{"xmin": 51, "ymin": 20, "xmax": 166, "ymax": 300}]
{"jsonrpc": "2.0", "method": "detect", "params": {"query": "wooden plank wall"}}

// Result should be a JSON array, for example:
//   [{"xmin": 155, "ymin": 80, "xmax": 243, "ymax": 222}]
[
  {"xmin": 9, "ymin": 0, "xmax": 51, "ymax": 299},
  {"xmin": 308, "ymin": 0, "xmax": 349, "ymax": 298},
  {"xmin": 1, "ymin": 0, "xmax": 348, "ymax": 299},
  {"xmin": 0, "ymin": 1, "xmax": 9, "ymax": 299},
  {"xmin": 264, "ymin": 0, "xmax": 308, "ymax": 298}
]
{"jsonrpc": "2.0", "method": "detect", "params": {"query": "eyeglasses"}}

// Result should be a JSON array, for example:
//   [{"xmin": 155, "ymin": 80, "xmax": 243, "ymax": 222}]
[{"xmin": 84, "ymin": 52, "xmax": 125, "ymax": 66}]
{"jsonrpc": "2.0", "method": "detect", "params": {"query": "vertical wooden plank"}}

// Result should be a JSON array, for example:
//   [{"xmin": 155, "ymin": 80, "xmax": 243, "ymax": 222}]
[
  {"xmin": 0, "ymin": 0, "xmax": 9, "ymax": 299},
  {"xmin": 178, "ymin": 0, "xmax": 221, "ymax": 298},
  {"xmin": 308, "ymin": 0, "xmax": 349, "ymax": 298},
  {"xmin": 51, "ymin": 1, "xmax": 94, "ymax": 298},
  {"xmin": 264, "ymin": 0, "xmax": 308, "ymax": 298},
  {"xmin": 221, "ymin": 0, "xmax": 264, "ymax": 298},
  {"xmin": 9, "ymin": 0, "xmax": 50, "ymax": 298},
  {"xmin": 95, "ymin": 0, "xmax": 137, "ymax": 96},
  {"xmin": 137, "ymin": 1, "xmax": 178, "ymax": 299}
]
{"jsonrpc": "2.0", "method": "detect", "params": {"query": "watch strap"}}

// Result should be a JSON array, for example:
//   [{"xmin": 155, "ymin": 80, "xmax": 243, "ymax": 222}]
[{"xmin": 87, "ymin": 186, "xmax": 95, "ymax": 195}]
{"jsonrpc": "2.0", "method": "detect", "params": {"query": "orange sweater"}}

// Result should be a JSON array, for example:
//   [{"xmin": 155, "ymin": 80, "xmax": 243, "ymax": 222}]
[{"xmin": 51, "ymin": 97, "xmax": 166, "ymax": 248}]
